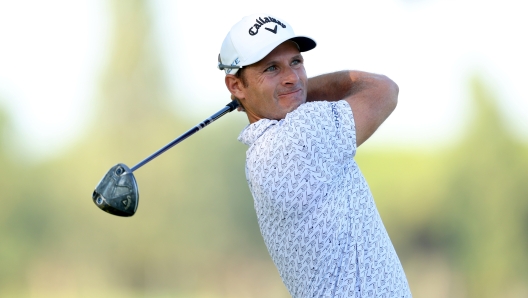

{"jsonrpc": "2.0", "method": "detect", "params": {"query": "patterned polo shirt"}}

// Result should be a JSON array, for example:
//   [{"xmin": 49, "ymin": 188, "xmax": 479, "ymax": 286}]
[{"xmin": 238, "ymin": 100, "xmax": 411, "ymax": 298}]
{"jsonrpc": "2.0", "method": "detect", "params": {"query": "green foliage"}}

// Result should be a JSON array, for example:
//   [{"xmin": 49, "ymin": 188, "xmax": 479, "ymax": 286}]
[
  {"xmin": 356, "ymin": 75, "xmax": 528, "ymax": 298},
  {"xmin": 0, "ymin": 1, "xmax": 527, "ymax": 297}
]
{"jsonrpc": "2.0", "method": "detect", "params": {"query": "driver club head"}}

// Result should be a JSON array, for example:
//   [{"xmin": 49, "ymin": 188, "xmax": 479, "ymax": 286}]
[{"xmin": 92, "ymin": 163, "xmax": 139, "ymax": 217}]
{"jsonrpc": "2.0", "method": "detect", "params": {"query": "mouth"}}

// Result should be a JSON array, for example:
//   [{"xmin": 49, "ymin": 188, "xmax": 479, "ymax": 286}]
[{"xmin": 278, "ymin": 88, "xmax": 302, "ymax": 98}]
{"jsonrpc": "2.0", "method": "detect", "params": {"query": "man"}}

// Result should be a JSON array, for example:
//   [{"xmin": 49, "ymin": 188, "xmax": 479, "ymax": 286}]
[{"xmin": 218, "ymin": 13, "xmax": 411, "ymax": 297}]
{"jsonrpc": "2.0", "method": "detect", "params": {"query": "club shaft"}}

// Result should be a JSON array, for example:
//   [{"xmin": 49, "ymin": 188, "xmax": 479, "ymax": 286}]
[{"xmin": 130, "ymin": 100, "xmax": 239, "ymax": 172}]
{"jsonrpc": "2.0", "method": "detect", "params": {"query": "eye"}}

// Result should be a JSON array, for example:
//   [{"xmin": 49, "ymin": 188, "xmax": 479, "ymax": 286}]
[
  {"xmin": 264, "ymin": 65, "xmax": 277, "ymax": 72},
  {"xmin": 291, "ymin": 59, "xmax": 303, "ymax": 66}
]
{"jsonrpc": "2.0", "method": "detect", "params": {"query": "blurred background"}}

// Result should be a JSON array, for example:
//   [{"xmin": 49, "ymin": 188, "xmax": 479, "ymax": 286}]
[{"xmin": 0, "ymin": 0, "xmax": 527, "ymax": 297}]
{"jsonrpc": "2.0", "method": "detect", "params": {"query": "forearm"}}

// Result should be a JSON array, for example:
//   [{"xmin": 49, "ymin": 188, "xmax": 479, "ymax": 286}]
[{"xmin": 307, "ymin": 70, "xmax": 371, "ymax": 102}]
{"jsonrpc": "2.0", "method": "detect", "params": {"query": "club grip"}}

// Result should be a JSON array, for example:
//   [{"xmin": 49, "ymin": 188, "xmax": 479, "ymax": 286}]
[{"xmin": 226, "ymin": 99, "xmax": 240, "ymax": 111}]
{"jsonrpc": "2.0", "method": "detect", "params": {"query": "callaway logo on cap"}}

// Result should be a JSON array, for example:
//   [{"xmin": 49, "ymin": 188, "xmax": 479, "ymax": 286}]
[{"xmin": 218, "ymin": 13, "xmax": 316, "ymax": 75}]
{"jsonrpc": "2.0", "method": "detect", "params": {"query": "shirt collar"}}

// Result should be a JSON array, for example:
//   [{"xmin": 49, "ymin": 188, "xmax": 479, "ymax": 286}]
[{"xmin": 237, "ymin": 118, "xmax": 278, "ymax": 146}]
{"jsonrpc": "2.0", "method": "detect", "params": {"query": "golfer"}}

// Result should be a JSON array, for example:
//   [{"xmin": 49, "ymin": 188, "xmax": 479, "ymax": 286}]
[{"xmin": 218, "ymin": 13, "xmax": 412, "ymax": 297}]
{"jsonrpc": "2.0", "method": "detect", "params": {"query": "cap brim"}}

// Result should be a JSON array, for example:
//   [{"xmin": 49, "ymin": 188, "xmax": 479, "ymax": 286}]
[
  {"xmin": 290, "ymin": 36, "xmax": 317, "ymax": 52},
  {"xmin": 240, "ymin": 35, "xmax": 317, "ymax": 69}
]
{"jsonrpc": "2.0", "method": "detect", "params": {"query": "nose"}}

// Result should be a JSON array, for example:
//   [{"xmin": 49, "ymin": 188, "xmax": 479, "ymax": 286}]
[{"xmin": 281, "ymin": 65, "xmax": 300, "ymax": 86}]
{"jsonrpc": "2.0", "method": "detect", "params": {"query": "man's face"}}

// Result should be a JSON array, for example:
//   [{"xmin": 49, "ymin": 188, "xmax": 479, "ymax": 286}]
[{"xmin": 229, "ymin": 41, "xmax": 308, "ymax": 123}]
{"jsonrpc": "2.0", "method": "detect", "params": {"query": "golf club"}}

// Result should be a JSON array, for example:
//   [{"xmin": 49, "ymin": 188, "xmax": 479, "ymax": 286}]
[{"xmin": 92, "ymin": 100, "xmax": 240, "ymax": 217}]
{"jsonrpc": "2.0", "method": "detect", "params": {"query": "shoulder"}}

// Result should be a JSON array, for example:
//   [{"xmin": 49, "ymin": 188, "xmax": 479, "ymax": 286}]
[
  {"xmin": 284, "ymin": 100, "xmax": 355, "ymax": 139},
  {"xmin": 246, "ymin": 100, "xmax": 356, "ymax": 160},
  {"xmin": 287, "ymin": 100, "xmax": 353, "ymax": 122}
]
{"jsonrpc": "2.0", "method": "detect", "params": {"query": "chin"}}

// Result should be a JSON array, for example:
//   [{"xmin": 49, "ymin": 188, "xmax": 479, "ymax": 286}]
[
  {"xmin": 272, "ymin": 96, "xmax": 305, "ymax": 119},
  {"xmin": 285, "ymin": 98, "xmax": 305, "ymax": 112}
]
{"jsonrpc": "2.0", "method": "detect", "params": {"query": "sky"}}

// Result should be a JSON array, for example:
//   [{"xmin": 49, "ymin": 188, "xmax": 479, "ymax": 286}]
[{"xmin": 0, "ymin": 0, "xmax": 526, "ymax": 160}]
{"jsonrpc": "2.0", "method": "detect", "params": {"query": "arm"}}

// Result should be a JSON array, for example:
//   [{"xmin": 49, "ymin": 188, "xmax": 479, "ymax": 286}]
[{"xmin": 306, "ymin": 70, "xmax": 398, "ymax": 147}]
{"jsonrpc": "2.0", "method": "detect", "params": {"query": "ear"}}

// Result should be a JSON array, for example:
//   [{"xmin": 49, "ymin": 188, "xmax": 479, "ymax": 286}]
[{"xmin": 225, "ymin": 74, "xmax": 246, "ymax": 100}]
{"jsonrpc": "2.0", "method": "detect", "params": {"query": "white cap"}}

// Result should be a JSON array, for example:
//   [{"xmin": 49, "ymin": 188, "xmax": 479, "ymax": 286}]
[{"xmin": 218, "ymin": 13, "xmax": 316, "ymax": 75}]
